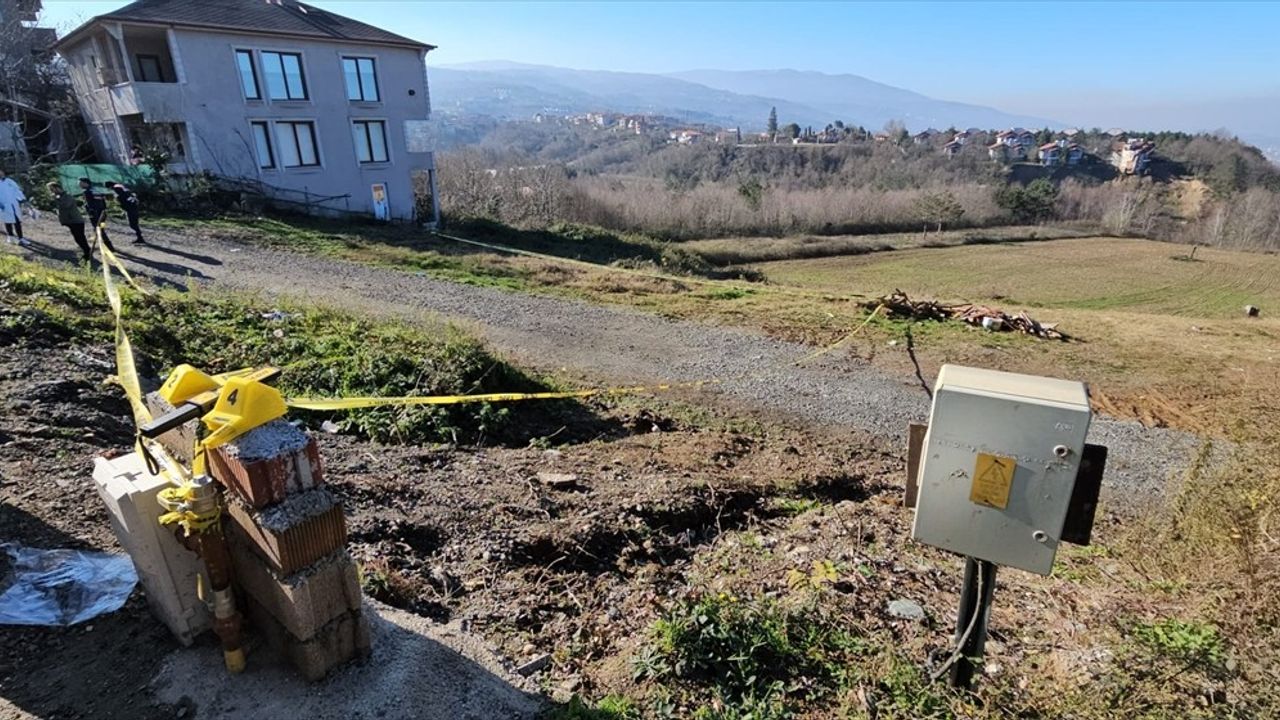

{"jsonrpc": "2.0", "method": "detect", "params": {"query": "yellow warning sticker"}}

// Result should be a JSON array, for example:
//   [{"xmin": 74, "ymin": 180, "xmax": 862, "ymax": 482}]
[{"xmin": 971, "ymin": 453, "xmax": 1016, "ymax": 509}]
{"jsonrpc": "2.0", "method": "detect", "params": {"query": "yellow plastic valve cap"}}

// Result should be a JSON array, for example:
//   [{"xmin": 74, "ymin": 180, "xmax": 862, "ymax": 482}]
[
  {"xmin": 201, "ymin": 376, "xmax": 287, "ymax": 450},
  {"xmin": 159, "ymin": 364, "xmax": 218, "ymax": 405}
]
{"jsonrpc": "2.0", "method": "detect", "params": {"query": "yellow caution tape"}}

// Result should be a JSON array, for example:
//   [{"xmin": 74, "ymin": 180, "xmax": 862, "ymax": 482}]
[
  {"xmin": 793, "ymin": 304, "xmax": 884, "ymax": 365},
  {"xmin": 286, "ymin": 379, "xmax": 720, "ymax": 411},
  {"xmin": 97, "ymin": 227, "xmax": 152, "ymax": 426}
]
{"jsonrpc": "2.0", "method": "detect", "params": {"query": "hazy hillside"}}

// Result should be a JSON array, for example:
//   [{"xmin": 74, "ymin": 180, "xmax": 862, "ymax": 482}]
[
  {"xmin": 431, "ymin": 62, "xmax": 829, "ymax": 128},
  {"xmin": 431, "ymin": 61, "xmax": 1056, "ymax": 131},
  {"xmin": 669, "ymin": 68, "xmax": 1058, "ymax": 131}
]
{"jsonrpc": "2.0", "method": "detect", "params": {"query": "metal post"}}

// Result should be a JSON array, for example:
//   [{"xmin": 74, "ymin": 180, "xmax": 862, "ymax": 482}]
[{"xmin": 949, "ymin": 557, "xmax": 997, "ymax": 689}]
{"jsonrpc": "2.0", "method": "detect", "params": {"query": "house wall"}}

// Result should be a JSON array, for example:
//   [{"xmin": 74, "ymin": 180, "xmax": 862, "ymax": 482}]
[
  {"xmin": 60, "ymin": 24, "xmax": 435, "ymax": 221},
  {"xmin": 168, "ymin": 29, "xmax": 433, "ymax": 220}
]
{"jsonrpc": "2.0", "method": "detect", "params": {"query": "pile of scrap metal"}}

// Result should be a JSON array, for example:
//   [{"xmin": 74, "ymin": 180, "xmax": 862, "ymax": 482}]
[{"xmin": 868, "ymin": 290, "xmax": 1068, "ymax": 340}]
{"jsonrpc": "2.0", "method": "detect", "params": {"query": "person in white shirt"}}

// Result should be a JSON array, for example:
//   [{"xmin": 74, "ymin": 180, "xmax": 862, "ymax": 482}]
[{"xmin": 0, "ymin": 169, "xmax": 30, "ymax": 245}]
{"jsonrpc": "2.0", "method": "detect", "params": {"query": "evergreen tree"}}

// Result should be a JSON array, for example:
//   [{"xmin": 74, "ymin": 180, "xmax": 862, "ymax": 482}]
[{"xmin": 767, "ymin": 107, "xmax": 778, "ymax": 136}]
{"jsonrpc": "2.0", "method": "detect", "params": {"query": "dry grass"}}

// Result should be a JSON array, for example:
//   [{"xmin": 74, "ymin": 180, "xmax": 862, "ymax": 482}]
[
  {"xmin": 757, "ymin": 236, "xmax": 1280, "ymax": 318},
  {"xmin": 682, "ymin": 224, "xmax": 1091, "ymax": 266}
]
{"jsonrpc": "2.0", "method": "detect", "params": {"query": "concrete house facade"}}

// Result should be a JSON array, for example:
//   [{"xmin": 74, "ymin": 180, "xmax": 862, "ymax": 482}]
[{"xmin": 53, "ymin": 0, "xmax": 438, "ymax": 223}]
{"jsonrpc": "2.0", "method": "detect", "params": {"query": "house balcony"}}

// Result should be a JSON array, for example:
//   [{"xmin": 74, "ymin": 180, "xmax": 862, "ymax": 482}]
[{"xmin": 106, "ymin": 81, "xmax": 186, "ymax": 123}]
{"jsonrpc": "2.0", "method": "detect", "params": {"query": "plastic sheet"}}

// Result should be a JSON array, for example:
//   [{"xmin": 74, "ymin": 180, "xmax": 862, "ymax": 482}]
[{"xmin": 0, "ymin": 544, "xmax": 138, "ymax": 626}]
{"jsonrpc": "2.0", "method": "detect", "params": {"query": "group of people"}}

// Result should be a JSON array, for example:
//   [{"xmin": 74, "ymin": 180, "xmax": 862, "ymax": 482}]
[{"xmin": 0, "ymin": 169, "xmax": 147, "ymax": 263}]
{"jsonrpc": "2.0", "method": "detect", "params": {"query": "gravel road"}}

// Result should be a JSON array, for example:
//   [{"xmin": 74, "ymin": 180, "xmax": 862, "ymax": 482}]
[{"xmin": 11, "ymin": 220, "xmax": 1202, "ymax": 498}]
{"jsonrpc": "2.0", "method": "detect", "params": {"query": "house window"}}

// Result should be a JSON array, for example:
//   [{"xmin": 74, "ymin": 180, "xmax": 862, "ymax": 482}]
[
  {"xmin": 136, "ymin": 54, "xmax": 164, "ymax": 82},
  {"xmin": 342, "ymin": 57, "xmax": 379, "ymax": 102},
  {"xmin": 236, "ymin": 50, "xmax": 259, "ymax": 99},
  {"xmin": 275, "ymin": 121, "xmax": 319, "ymax": 168},
  {"xmin": 251, "ymin": 121, "xmax": 274, "ymax": 169},
  {"xmin": 352, "ymin": 120, "xmax": 388, "ymax": 163},
  {"xmin": 261, "ymin": 51, "xmax": 307, "ymax": 100}
]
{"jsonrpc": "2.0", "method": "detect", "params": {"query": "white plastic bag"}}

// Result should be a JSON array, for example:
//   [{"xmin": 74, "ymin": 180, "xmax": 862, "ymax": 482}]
[{"xmin": 0, "ymin": 543, "xmax": 138, "ymax": 625}]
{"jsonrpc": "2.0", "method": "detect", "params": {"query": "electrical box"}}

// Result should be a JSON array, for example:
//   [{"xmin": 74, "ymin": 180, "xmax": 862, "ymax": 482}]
[{"xmin": 911, "ymin": 365, "xmax": 1092, "ymax": 575}]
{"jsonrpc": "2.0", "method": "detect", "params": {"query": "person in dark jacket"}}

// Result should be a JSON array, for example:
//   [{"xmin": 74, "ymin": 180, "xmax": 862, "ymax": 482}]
[
  {"xmin": 111, "ymin": 183, "xmax": 146, "ymax": 244},
  {"xmin": 50, "ymin": 182, "xmax": 113, "ymax": 261},
  {"xmin": 79, "ymin": 177, "xmax": 113, "ymax": 247}
]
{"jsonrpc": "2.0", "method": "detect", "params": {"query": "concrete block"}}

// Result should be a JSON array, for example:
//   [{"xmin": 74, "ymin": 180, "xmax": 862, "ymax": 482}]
[
  {"xmin": 227, "ymin": 527, "xmax": 362, "ymax": 641},
  {"xmin": 207, "ymin": 420, "xmax": 323, "ymax": 508},
  {"xmin": 144, "ymin": 393, "xmax": 199, "ymax": 463},
  {"xmin": 244, "ymin": 594, "xmax": 372, "ymax": 682},
  {"xmin": 224, "ymin": 489, "xmax": 347, "ymax": 576},
  {"xmin": 92, "ymin": 452, "xmax": 211, "ymax": 645}
]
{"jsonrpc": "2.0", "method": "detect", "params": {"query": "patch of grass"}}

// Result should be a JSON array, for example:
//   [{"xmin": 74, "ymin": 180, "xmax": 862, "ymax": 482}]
[
  {"xmin": 634, "ymin": 593, "xmax": 866, "ymax": 719},
  {"xmin": 547, "ymin": 695, "xmax": 638, "ymax": 720},
  {"xmin": 0, "ymin": 254, "xmax": 565, "ymax": 445},
  {"xmin": 1132, "ymin": 618, "xmax": 1225, "ymax": 666},
  {"xmin": 772, "ymin": 497, "xmax": 823, "ymax": 516}
]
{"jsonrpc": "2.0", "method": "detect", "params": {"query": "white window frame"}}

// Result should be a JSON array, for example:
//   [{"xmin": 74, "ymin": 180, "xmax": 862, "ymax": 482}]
[
  {"xmin": 259, "ymin": 49, "xmax": 310, "ymax": 102},
  {"xmin": 351, "ymin": 118, "xmax": 391, "ymax": 165},
  {"xmin": 342, "ymin": 56, "xmax": 380, "ymax": 103},
  {"xmin": 273, "ymin": 119, "xmax": 322, "ymax": 170}
]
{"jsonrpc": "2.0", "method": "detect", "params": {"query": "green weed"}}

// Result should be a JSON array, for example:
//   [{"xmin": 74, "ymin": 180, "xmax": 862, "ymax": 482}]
[
  {"xmin": 637, "ymin": 593, "xmax": 865, "ymax": 718},
  {"xmin": 1132, "ymin": 618, "xmax": 1225, "ymax": 667}
]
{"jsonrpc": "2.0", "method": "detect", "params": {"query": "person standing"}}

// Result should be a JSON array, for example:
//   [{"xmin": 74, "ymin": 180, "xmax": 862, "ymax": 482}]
[
  {"xmin": 111, "ymin": 183, "xmax": 146, "ymax": 244},
  {"xmin": 79, "ymin": 177, "xmax": 113, "ymax": 247},
  {"xmin": 48, "ymin": 182, "xmax": 104, "ymax": 261},
  {"xmin": 0, "ymin": 169, "xmax": 29, "ymax": 245}
]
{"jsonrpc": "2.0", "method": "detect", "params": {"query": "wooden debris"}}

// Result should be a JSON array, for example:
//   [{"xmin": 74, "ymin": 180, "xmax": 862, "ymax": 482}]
[{"xmin": 868, "ymin": 290, "xmax": 1068, "ymax": 340}]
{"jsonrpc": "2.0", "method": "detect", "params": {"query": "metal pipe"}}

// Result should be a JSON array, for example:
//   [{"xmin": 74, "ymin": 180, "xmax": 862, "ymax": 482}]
[
  {"xmin": 188, "ymin": 475, "xmax": 245, "ymax": 673},
  {"xmin": 949, "ymin": 557, "xmax": 997, "ymax": 689}
]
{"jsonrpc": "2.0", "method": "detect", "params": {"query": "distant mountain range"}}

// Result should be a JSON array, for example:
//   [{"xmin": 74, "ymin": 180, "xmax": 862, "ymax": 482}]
[{"xmin": 429, "ymin": 61, "xmax": 1058, "ymax": 132}]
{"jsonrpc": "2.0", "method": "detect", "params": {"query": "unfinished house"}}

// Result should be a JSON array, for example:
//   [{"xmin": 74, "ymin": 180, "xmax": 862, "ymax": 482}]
[{"xmin": 53, "ymin": 0, "xmax": 439, "ymax": 223}]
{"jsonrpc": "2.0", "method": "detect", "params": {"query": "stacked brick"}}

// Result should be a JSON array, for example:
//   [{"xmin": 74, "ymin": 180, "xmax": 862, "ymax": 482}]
[
  {"xmin": 145, "ymin": 394, "xmax": 370, "ymax": 681},
  {"xmin": 215, "ymin": 419, "xmax": 371, "ymax": 681}
]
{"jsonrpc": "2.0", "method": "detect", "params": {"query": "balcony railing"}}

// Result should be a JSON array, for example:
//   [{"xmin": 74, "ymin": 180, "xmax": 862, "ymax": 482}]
[{"xmin": 106, "ymin": 82, "xmax": 186, "ymax": 123}]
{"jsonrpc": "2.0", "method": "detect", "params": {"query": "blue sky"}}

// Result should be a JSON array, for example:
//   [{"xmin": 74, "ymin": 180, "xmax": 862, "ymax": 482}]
[{"xmin": 40, "ymin": 1, "xmax": 1280, "ymax": 134}]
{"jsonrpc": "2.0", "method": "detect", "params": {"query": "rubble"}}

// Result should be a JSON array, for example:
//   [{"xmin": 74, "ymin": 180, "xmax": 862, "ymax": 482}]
[{"xmin": 868, "ymin": 290, "xmax": 1068, "ymax": 340}]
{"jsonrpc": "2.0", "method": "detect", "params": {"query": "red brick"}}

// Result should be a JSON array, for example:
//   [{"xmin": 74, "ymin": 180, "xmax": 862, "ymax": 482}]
[
  {"xmin": 207, "ymin": 420, "xmax": 322, "ymax": 508},
  {"xmin": 224, "ymin": 490, "xmax": 347, "ymax": 576},
  {"xmin": 227, "ymin": 527, "xmax": 362, "ymax": 642}
]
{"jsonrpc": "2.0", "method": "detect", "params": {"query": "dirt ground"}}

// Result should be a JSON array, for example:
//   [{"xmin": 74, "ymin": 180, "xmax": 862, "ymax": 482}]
[{"xmin": 0, "ymin": 333, "xmax": 1197, "ymax": 718}]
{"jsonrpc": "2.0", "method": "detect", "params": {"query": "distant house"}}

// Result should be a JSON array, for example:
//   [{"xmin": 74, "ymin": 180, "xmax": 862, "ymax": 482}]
[
  {"xmin": 1104, "ymin": 127, "xmax": 1126, "ymax": 138},
  {"xmin": 1016, "ymin": 130, "xmax": 1037, "ymax": 149},
  {"xmin": 1062, "ymin": 127, "xmax": 1080, "ymax": 138},
  {"xmin": 54, "ymin": 0, "xmax": 439, "ymax": 223},
  {"xmin": 715, "ymin": 128, "xmax": 740, "ymax": 144},
  {"xmin": 952, "ymin": 130, "xmax": 971, "ymax": 146},
  {"xmin": 988, "ymin": 141, "xmax": 1008, "ymax": 162},
  {"xmin": 1065, "ymin": 143, "xmax": 1085, "ymax": 166},
  {"xmin": 1038, "ymin": 142, "xmax": 1061, "ymax": 165},
  {"xmin": 912, "ymin": 130, "xmax": 933, "ymax": 145},
  {"xmin": 1111, "ymin": 138, "xmax": 1154, "ymax": 175},
  {"xmin": 943, "ymin": 140, "xmax": 962, "ymax": 157}
]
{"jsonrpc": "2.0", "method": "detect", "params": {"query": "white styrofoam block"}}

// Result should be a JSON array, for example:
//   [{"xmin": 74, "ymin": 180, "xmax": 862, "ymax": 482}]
[
  {"xmin": 911, "ymin": 365, "xmax": 1091, "ymax": 575},
  {"xmin": 92, "ymin": 452, "xmax": 211, "ymax": 645}
]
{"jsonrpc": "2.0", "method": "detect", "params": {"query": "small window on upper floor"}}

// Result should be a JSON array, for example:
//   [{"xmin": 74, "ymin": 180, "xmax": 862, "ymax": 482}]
[
  {"xmin": 262, "ymin": 51, "xmax": 308, "ymax": 101},
  {"xmin": 343, "ymin": 57, "xmax": 379, "ymax": 102},
  {"xmin": 236, "ymin": 50, "xmax": 260, "ymax": 99}
]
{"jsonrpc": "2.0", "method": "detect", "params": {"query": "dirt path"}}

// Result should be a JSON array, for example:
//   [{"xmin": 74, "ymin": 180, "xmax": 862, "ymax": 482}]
[{"xmin": 10, "ymin": 219, "xmax": 1201, "ymax": 498}]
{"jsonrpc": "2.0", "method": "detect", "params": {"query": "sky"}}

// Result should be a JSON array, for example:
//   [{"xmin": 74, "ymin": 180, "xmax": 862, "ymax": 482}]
[{"xmin": 39, "ymin": 1, "xmax": 1280, "ymax": 139}]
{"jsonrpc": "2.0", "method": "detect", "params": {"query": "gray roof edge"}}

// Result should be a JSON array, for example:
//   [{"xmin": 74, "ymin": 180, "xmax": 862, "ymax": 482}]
[{"xmin": 54, "ymin": 10, "xmax": 434, "ymax": 53}]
